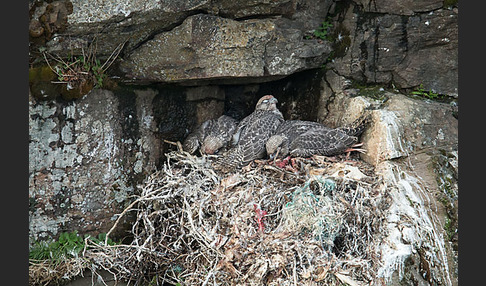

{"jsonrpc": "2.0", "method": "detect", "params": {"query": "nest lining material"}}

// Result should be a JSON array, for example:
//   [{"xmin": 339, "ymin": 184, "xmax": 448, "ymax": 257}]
[{"xmin": 30, "ymin": 150, "xmax": 389, "ymax": 286}]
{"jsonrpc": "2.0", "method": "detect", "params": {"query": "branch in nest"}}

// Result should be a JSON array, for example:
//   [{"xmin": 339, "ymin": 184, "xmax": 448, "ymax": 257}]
[{"xmin": 164, "ymin": 139, "xmax": 184, "ymax": 153}]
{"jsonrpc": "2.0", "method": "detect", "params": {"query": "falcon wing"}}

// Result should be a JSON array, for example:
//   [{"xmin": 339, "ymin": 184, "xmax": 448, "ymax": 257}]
[
  {"xmin": 289, "ymin": 128, "xmax": 357, "ymax": 157},
  {"xmin": 237, "ymin": 111, "xmax": 283, "ymax": 163},
  {"xmin": 213, "ymin": 111, "xmax": 283, "ymax": 171}
]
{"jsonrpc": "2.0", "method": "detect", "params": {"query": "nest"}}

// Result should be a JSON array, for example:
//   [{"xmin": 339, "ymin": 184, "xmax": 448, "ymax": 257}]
[
  {"xmin": 30, "ymin": 150, "xmax": 390, "ymax": 285},
  {"xmin": 29, "ymin": 257, "xmax": 88, "ymax": 285}
]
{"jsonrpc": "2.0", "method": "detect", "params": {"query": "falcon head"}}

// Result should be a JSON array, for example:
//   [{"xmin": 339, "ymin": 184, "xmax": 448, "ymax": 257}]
[
  {"xmin": 182, "ymin": 134, "xmax": 200, "ymax": 154},
  {"xmin": 255, "ymin": 95, "xmax": 279, "ymax": 111},
  {"xmin": 182, "ymin": 119, "xmax": 213, "ymax": 154},
  {"xmin": 266, "ymin": 134, "xmax": 290, "ymax": 159}
]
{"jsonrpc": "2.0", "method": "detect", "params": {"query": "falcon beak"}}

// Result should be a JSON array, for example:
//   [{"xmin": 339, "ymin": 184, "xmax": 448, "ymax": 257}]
[{"xmin": 269, "ymin": 153, "xmax": 275, "ymax": 160}]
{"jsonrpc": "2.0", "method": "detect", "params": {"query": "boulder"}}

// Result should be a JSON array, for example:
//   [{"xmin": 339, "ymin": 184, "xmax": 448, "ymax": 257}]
[
  {"xmin": 29, "ymin": 0, "xmax": 333, "ymax": 85},
  {"xmin": 30, "ymin": 0, "xmax": 457, "ymax": 95},
  {"xmin": 120, "ymin": 14, "xmax": 330, "ymax": 83},
  {"xmin": 323, "ymin": 90, "xmax": 458, "ymax": 285},
  {"xmin": 354, "ymin": 0, "xmax": 443, "ymax": 15},
  {"xmin": 213, "ymin": 0, "xmax": 294, "ymax": 19},
  {"xmin": 362, "ymin": 93, "xmax": 457, "ymax": 165},
  {"xmin": 29, "ymin": 88, "xmax": 162, "ymax": 241}
]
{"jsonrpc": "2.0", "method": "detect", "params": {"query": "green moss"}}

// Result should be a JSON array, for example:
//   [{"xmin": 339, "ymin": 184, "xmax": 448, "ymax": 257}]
[
  {"xmin": 350, "ymin": 81, "xmax": 390, "ymax": 101},
  {"xmin": 29, "ymin": 65, "xmax": 63, "ymax": 100},
  {"xmin": 443, "ymin": 0, "xmax": 458, "ymax": 8},
  {"xmin": 433, "ymin": 150, "xmax": 458, "ymax": 200},
  {"xmin": 444, "ymin": 217, "xmax": 456, "ymax": 241},
  {"xmin": 29, "ymin": 65, "xmax": 56, "ymax": 83},
  {"xmin": 59, "ymin": 79, "xmax": 95, "ymax": 100},
  {"xmin": 328, "ymin": 23, "xmax": 351, "ymax": 59}
]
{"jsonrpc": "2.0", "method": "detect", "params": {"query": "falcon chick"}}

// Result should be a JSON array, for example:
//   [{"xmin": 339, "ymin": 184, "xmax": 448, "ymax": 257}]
[
  {"xmin": 266, "ymin": 113, "xmax": 370, "ymax": 158},
  {"xmin": 213, "ymin": 95, "xmax": 284, "ymax": 172},
  {"xmin": 182, "ymin": 115, "xmax": 239, "ymax": 155}
]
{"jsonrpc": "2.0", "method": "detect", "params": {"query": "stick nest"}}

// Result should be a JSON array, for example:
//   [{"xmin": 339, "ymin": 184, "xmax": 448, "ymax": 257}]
[{"xmin": 30, "ymin": 151, "xmax": 391, "ymax": 285}]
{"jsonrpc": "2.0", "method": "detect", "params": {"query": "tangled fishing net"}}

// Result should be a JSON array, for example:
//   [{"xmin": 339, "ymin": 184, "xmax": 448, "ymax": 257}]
[{"xmin": 30, "ymin": 150, "xmax": 390, "ymax": 285}]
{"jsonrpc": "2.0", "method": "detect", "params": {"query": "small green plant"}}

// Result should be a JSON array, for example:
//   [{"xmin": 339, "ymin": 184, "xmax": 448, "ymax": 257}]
[
  {"xmin": 29, "ymin": 231, "xmax": 117, "ymax": 262},
  {"xmin": 411, "ymin": 84, "xmax": 440, "ymax": 99},
  {"xmin": 91, "ymin": 59, "xmax": 106, "ymax": 88},
  {"xmin": 29, "ymin": 231, "xmax": 119, "ymax": 285},
  {"xmin": 88, "ymin": 232, "xmax": 117, "ymax": 246},
  {"xmin": 313, "ymin": 20, "xmax": 333, "ymax": 40},
  {"xmin": 29, "ymin": 231, "xmax": 85, "ymax": 262},
  {"xmin": 43, "ymin": 39, "xmax": 124, "ymax": 92}
]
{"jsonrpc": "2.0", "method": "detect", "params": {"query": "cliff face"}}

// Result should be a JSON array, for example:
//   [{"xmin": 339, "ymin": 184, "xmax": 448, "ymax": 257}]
[
  {"xmin": 29, "ymin": 0, "xmax": 457, "ymax": 94},
  {"xmin": 327, "ymin": 1, "xmax": 458, "ymax": 97},
  {"xmin": 29, "ymin": 1, "xmax": 458, "ymax": 285}
]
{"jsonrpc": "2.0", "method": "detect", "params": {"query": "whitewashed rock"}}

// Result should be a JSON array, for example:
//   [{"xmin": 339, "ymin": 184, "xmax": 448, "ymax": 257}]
[{"xmin": 324, "ymin": 90, "xmax": 458, "ymax": 285}]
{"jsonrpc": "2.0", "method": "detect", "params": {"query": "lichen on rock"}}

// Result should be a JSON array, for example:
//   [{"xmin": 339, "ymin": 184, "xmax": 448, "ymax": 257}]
[{"xmin": 28, "ymin": 89, "xmax": 161, "ymax": 242}]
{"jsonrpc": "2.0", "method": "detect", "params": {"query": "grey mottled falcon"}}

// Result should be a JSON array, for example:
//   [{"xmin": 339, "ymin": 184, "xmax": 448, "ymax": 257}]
[
  {"xmin": 182, "ymin": 115, "xmax": 239, "ymax": 155},
  {"xmin": 265, "ymin": 114, "xmax": 369, "ymax": 158},
  {"xmin": 213, "ymin": 95, "xmax": 284, "ymax": 171}
]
